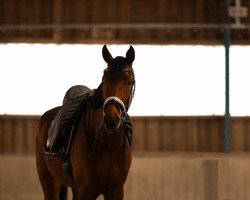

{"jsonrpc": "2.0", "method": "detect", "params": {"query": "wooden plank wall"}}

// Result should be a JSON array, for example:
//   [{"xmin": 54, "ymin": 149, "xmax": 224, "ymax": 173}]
[
  {"xmin": 0, "ymin": 0, "xmax": 250, "ymax": 44},
  {"xmin": 0, "ymin": 115, "xmax": 250, "ymax": 154},
  {"xmin": 133, "ymin": 116, "xmax": 224, "ymax": 152},
  {"xmin": 0, "ymin": 115, "xmax": 39, "ymax": 154}
]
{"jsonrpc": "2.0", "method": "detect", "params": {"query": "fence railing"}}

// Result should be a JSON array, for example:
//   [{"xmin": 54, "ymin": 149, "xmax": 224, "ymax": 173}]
[{"xmin": 0, "ymin": 115, "xmax": 250, "ymax": 154}]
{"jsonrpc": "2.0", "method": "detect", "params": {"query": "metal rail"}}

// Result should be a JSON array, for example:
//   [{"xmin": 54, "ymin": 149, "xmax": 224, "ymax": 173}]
[{"xmin": 0, "ymin": 23, "xmax": 250, "ymax": 30}]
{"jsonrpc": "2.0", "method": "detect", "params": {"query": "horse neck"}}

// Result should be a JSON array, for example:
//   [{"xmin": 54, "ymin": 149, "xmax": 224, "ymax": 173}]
[{"xmin": 82, "ymin": 84, "xmax": 125, "ymax": 152}]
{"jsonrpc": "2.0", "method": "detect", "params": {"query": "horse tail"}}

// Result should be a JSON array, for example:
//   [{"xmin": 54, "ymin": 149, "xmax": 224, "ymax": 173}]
[{"xmin": 59, "ymin": 185, "xmax": 68, "ymax": 200}]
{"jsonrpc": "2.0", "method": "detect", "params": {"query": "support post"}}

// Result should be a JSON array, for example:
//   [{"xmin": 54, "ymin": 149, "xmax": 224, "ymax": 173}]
[
  {"xmin": 224, "ymin": 29, "xmax": 231, "ymax": 153},
  {"xmin": 53, "ymin": 0, "xmax": 62, "ymax": 43}
]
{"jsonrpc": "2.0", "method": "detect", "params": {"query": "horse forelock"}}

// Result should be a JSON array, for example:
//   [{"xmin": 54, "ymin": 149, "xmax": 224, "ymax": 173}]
[
  {"xmin": 105, "ymin": 56, "xmax": 133, "ymax": 79},
  {"xmin": 109, "ymin": 56, "xmax": 129, "ymax": 70}
]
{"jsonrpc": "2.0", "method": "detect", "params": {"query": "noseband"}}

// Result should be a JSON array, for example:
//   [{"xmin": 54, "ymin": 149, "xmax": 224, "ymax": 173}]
[{"xmin": 103, "ymin": 96, "xmax": 127, "ymax": 118}]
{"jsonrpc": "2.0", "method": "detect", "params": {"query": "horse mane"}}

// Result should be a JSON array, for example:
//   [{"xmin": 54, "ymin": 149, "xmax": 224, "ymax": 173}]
[{"xmin": 89, "ymin": 82, "xmax": 104, "ymax": 109}]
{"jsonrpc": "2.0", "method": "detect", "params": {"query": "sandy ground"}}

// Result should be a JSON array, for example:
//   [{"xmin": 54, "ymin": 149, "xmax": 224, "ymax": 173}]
[{"xmin": 1, "ymin": 152, "xmax": 250, "ymax": 200}]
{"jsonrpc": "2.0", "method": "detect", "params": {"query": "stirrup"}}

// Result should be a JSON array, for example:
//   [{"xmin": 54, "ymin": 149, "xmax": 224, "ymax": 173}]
[
  {"xmin": 44, "ymin": 145, "xmax": 59, "ymax": 160},
  {"xmin": 47, "ymin": 148, "xmax": 53, "ymax": 161}
]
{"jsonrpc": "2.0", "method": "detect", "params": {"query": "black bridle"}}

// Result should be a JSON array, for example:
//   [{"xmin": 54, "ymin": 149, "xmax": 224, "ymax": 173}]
[
  {"xmin": 81, "ymin": 73, "xmax": 135, "ymax": 152},
  {"xmin": 102, "ymin": 68, "xmax": 135, "ymax": 120}
]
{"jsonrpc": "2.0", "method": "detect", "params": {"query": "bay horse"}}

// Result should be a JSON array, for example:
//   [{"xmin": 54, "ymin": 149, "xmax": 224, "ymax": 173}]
[{"xmin": 36, "ymin": 45, "xmax": 135, "ymax": 200}]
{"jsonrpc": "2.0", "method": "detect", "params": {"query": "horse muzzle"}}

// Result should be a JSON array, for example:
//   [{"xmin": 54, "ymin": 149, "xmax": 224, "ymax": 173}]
[{"xmin": 103, "ymin": 96, "xmax": 126, "ymax": 132}]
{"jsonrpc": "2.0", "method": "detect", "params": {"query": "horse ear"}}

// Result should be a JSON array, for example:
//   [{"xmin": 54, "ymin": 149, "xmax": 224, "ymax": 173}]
[
  {"xmin": 102, "ymin": 45, "xmax": 113, "ymax": 63},
  {"xmin": 126, "ymin": 45, "xmax": 135, "ymax": 64}
]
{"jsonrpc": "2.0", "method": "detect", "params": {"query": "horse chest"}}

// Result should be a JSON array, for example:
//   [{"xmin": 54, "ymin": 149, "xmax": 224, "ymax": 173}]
[{"xmin": 94, "ymin": 156, "xmax": 127, "ymax": 188}]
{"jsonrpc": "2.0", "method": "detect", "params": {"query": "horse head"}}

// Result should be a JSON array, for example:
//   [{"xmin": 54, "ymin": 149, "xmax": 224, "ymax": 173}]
[{"xmin": 102, "ymin": 45, "xmax": 135, "ymax": 132}]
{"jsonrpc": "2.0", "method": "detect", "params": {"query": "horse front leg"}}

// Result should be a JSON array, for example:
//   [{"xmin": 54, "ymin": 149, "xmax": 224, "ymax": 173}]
[
  {"xmin": 36, "ymin": 154, "xmax": 62, "ymax": 200},
  {"xmin": 39, "ymin": 173, "xmax": 62, "ymax": 200},
  {"xmin": 103, "ymin": 186, "xmax": 124, "ymax": 200}
]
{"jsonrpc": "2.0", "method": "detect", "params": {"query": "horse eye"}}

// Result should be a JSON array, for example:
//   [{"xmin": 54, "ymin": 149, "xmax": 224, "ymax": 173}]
[{"xmin": 127, "ymin": 80, "xmax": 134, "ymax": 86}]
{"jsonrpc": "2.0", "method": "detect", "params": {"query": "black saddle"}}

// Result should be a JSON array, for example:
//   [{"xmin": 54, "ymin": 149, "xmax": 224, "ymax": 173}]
[{"xmin": 46, "ymin": 85, "xmax": 92, "ymax": 150}]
